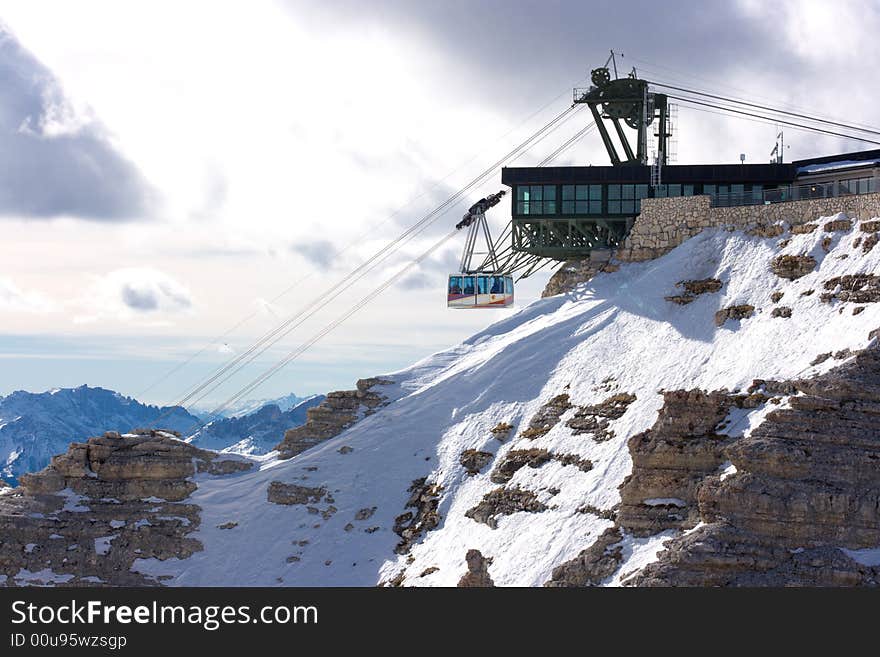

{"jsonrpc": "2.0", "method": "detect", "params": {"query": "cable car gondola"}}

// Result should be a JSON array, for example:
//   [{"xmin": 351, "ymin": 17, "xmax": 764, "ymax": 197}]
[
  {"xmin": 447, "ymin": 273, "xmax": 514, "ymax": 308},
  {"xmin": 447, "ymin": 190, "xmax": 515, "ymax": 309}
]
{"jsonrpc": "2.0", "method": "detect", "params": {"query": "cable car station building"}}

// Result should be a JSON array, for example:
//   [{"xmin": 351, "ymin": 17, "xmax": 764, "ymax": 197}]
[
  {"xmin": 503, "ymin": 150, "xmax": 880, "ymax": 260},
  {"xmin": 499, "ymin": 65, "xmax": 880, "ymax": 260}
]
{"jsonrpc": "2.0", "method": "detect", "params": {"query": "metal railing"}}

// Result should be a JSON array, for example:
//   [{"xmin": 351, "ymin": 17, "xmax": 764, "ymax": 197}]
[{"xmin": 709, "ymin": 177, "xmax": 878, "ymax": 208}]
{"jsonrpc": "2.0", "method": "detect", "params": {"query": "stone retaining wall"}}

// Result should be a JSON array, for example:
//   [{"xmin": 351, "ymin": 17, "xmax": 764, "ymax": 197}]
[{"xmin": 617, "ymin": 192, "xmax": 880, "ymax": 262}]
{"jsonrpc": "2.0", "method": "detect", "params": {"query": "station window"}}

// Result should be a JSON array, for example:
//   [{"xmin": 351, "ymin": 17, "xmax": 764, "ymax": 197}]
[
  {"xmin": 655, "ymin": 184, "xmax": 682, "ymax": 198},
  {"xmin": 683, "ymin": 184, "xmax": 695, "ymax": 196},
  {"xmin": 840, "ymin": 177, "xmax": 877, "ymax": 195},
  {"xmin": 561, "ymin": 184, "xmax": 602, "ymax": 214},
  {"xmin": 608, "ymin": 184, "xmax": 649, "ymax": 214},
  {"xmin": 516, "ymin": 185, "xmax": 557, "ymax": 215}
]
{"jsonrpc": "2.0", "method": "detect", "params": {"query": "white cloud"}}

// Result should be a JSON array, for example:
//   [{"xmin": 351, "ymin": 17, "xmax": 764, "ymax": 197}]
[
  {"xmin": 75, "ymin": 268, "xmax": 193, "ymax": 323},
  {"xmin": 0, "ymin": 277, "xmax": 57, "ymax": 313}
]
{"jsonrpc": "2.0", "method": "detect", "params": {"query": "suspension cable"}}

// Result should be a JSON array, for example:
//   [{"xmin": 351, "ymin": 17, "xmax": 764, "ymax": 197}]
[
  {"xmin": 139, "ymin": 81, "xmax": 587, "ymax": 404},
  {"xmin": 652, "ymin": 82, "xmax": 880, "ymax": 138},
  {"xmin": 665, "ymin": 94, "xmax": 880, "ymax": 146},
  {"xmin": 150, "ymin": 102, "xmax": 586, "ymax": 426}
]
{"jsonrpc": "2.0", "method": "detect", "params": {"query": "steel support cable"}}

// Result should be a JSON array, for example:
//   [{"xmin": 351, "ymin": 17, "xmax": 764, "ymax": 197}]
[
  {"xmin": 192, "ymin": 228, "xmax": 461, "ymax": 429},
  {"xmin": 189, "ymin": 107, "xmax": 601, "ymax": 423},
  {"xmin": 173, "ymin": 105, "xmax": 577, "ymax": 396},
  {"xmin": 538, "ymin": 121, "xmax": 597, "ymax": 166},
  {"xmin": 172, "ymin": 104, "xmax": 585, "ymax": 412},
  {"xmin": 665, "ymin": 95, "xmax": 880, "ymax": 146},
  {"xmin": 652, "ymin": 82, "xmax": 880, "ymax": 137},
  {"xmin": 624, "ymin": 55, "xmax": 880, "ymax": 133},
  {"xmin": 150, "ymin": 103, "xmax": 585, "ymax": 425},
  {"xmin": 140, "ymin": 84, "xmax": 587, "ymax": 403}
]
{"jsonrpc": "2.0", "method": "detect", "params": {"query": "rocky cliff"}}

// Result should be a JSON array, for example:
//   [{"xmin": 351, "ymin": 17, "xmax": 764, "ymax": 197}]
[
  {"xmin": 0, "ymin": 429, "xmax": 251, "ymax": 586},
  {"xmin": 275, "ymin": 378, "xmax": 392, "ymax": 458},
  {"xmin": 627, "ymin": 344, "xmax": 880, "ymax": 586}
]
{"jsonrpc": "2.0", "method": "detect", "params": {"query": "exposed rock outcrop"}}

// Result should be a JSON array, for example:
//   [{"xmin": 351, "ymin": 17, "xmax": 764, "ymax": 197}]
[
  {"xmin": 490, "ymin": 449, "xmax": 550, "ymax": 484},
  {"xmin": 566, "ymin": 392, "xmax": 636, "ymax": 442},
  {"xmin": 823, "ymin": 219, "xmax": 852, "ymax": 232},
  {"xmin": 771, "ymin": 306, "xmax": 792, "ymax": 318},
  {"xmin": 393, "ymin": 478, "xmax": 442, "ymax": 554},
  {"xmin": 465, "ymin": 486, "xmax": 547, "ymax": 529},
  {"xmin": 627, "ymin": 344, "xmax": 880, "ymax": 586},
  {"xmin": 457, "ymin": 549, "xmax": 495, "ymax": 587},
  {"xmin": 618, "ymin": 390, "xmax": 738, "ymax": 536},
  {"xmin": 0, "ymin": 430, "xmax": 249, "ymax": 586},
  {"xmin": 771, "ymin": 254, "xmax": 817, "ymax": 280},
  {"xmin": 542, "ymin": 257, "xmax": 619, "ymax": 298},
  {"xmin": 459, "ymin": 449, "xmax": 494, "ymax": 476},
  {"xmin": 715, "ymin": 304, "xmax": 755, "ymax": 326},
  {"xmin": 275, "ymin": 378, "xmax": 392, "ymax": 458},
  {"xmin": 665, "ymin": 278, "xmax": 723, "ymax": 305},
  {"xmin": 520, "ymin": 394, "xmax": 572, "ymax": 439},
  {"xmin": 490, "ymin": 422, "xmax": 513, "ymax": 441},
  {"xmin": 18, "ymin": 429, "xmax": 250, "ymax": 502},
  {"xmin": 267, "ymin": 482, "xmax": 327, "ymax": 505},
  {"xmin": 545, "ymin": 527, "xmax": 624, "ymax": 587},
  {"xmin": 489, "ymin": 448, "xmax": 592, "ymax": 484},
  {"xmin": 820, "ymin": 274, "xmax": 880, "ymax": 304}
]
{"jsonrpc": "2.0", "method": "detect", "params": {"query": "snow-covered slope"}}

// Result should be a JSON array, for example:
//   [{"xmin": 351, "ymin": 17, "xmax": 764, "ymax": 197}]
[
  {"xmin": 187, "ymin": 395, "xmax": 325, "ymax": 455},
  {"xmin": 0, "ymin": 386, "xmax": 200, "ymax": 485},
  {"xmin": 133, "ymin": 218, "xmax": 880, "ymax": 586}
]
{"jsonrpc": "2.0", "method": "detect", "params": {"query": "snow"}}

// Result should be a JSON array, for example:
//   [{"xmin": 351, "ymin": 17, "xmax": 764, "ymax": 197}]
[
  {"xmin": 110, "ymin": 519, "xmax": 126, "ymax": 529},
  {"xmin": 719, "ymin": 461, "xmax": 738, "ymax": 481},
  {"xmin": 132, "ymin": 218, "xmax": 880, "ymax": 586},
  {"xmin": 24, "ymin": 543, "xmax": 37, "ymax": 553},
  {"xmin": 609, "ymin": 531, "xmax": 678, "ymax": 586},
  {"xmin": 840, "ymin": 547, "xmax": 880, "ymax": 566},
  {"xmin": 59, "ymin": 488, "xmax": 90, "ymax": 513},
  {"xmin": 797, "ymin": 159, "xmax": 880, "ymax": 174},
  {"xmin": 94, "ymin": 535, "xmax": 118, "ymax": 555},
  {"xmin": 14, "ymin": 568, "xmax": 74, "ymax": 585}
]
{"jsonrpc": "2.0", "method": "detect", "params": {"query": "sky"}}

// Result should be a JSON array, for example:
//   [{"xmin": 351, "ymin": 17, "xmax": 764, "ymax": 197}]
[{"xmin": 0, "ymin": 0, "xmax": 878, "ymax": 408}]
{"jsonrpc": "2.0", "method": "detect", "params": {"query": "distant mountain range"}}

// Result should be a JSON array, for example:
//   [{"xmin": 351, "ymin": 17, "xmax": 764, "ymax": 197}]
[
  {"xmin": 0, "ymin": 385, "xmax": 318, "ymax": 485},
  {"xmin": 186, "ymin": 395, "xmax": 325, "ymax": 455},
  {"xmin": 189, "ymin": 392, "xmax": 310, "ymax": 420}
]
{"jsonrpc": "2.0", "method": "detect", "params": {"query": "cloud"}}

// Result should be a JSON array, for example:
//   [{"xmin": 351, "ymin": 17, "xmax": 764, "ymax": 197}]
[
  {"xmin": 0, "ymin": 25, "xmax": 157, "ymax": 221},
  {"xmin": 76, "ymin": 268, "xmax": 193, "ymax": 323},
  {"xmin": 290, "ymin": 239, "xmax": 336, "ymax": 268},
  {"xmin": 0, "ymin": 277, "xmax": 57, "ymax": 313}
]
